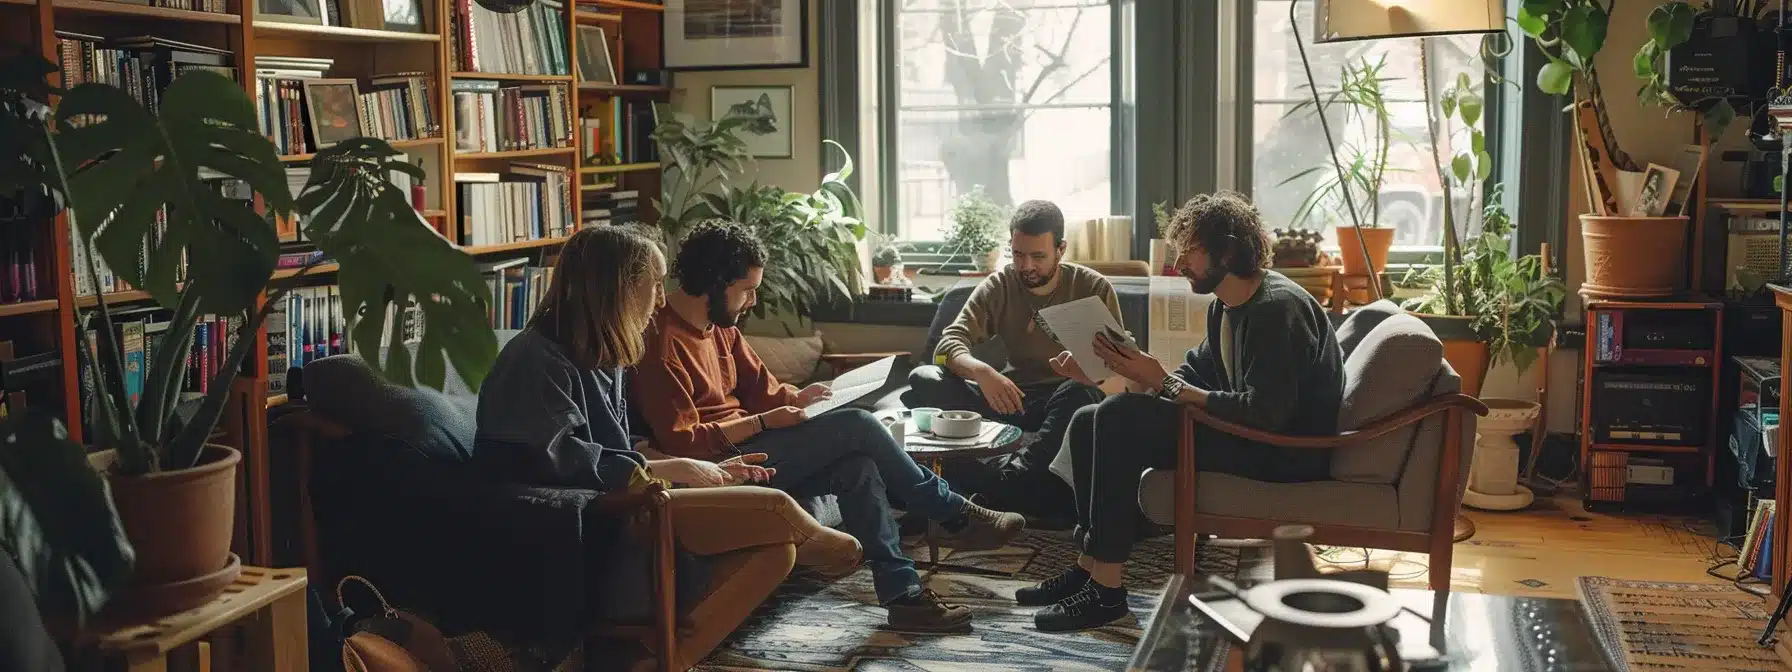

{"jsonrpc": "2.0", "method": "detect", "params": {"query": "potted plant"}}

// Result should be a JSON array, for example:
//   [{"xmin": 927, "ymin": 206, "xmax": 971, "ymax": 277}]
[
  {"xmin": 944, "ymin": 185, "xmax": 1009, "ymax": 272},
  {"xmin": 1281, "ymin": 56, "xmax": 1399, "ymax": 278},
  {"xmin": 1516, "ymin": 0, "xmax": 1738, "ymax": 298},
  {"xmin": 873, "ymin": 245, "xmax": 903, "ymax": 284},
  {"xmin": 2, "ymin": 55, "xmax": 495, "ymax": 618}
]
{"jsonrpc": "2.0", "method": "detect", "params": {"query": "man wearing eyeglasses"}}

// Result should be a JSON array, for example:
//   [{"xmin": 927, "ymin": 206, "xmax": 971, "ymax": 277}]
[{"xmin": 902, "ymin": 200, "xmax": 1118, "ymax": 519}]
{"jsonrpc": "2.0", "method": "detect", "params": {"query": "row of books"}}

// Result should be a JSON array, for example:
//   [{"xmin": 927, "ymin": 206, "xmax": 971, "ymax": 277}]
[
  {"xmin": 1741, "ymin": 498, "xmax": 1778, "ymax": 581},
  {"xmin": 454, "ymin": 163, "xmax": 575, "ymax": 246},
  {"xmin": 451, "ymin": 80, "xmax": 571, "ymax": 154},
  {"xmin": 266, "ymin": 284, "xmax": 422, "ymax": 398},
  {"xmin": 480, "ymin": 259, "xmax": 551, "ymax": 331},
  {"xmin": 580, "ymin": 98, "xmax": 659, "ymax": 165},
  {"xmin": 580, "ymin": 189, "xmax": 640, "ymax": 228},
  {"xmin": 256, "ymin": 56, "xmax": 442, "ymax": 156},
  {"xmin": 56, "ymin": 33, "xmax": 236, "ymax": 114},
  {"xmin": 2, "ymin": 226, "xmax": 45, "ymax": 304},
  {"xmin": 70, "ymin": 179, "xmax": 249, "ymax": 298},
  {"xmin": 116, "ymin": 0, "xmax": 229, "ymax": 14},
  {"xmin": 451, "ymin": 0, "xmax": 569, "ymax": 76},
  {"xmin": 77, "ymin": 310, "xmax": 243, "ymax": 437}
]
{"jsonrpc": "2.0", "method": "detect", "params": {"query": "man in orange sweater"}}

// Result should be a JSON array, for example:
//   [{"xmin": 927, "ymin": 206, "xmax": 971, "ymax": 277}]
[{"xmin": 631, "ymin": 220, "xmax": 1025, "ymax": 633}]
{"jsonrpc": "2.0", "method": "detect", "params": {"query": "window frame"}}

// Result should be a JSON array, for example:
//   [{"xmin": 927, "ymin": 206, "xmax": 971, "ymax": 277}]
[{"xmin": 1224, "ymin": 0, "xmax": 1509, "ymax": 266}]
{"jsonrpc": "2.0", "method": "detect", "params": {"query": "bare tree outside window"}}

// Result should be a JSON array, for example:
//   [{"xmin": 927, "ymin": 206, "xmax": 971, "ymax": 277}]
[{"xmin": 891, "ymin": 0, "xmax": 1112, "ymax": 240}]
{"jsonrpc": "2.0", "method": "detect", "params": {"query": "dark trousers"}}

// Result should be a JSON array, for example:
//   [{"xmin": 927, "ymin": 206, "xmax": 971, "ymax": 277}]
[
  {"xmin": 1067, "ymin": 394, "xmax": 1330, "ymax": 564},
  {"xmin": 901, "ymin": 365, "xmax": 1103, "ymax": 516},
  {"xmin": 742, "ymin": 408, "xmax": 965, "ymax": 603}
]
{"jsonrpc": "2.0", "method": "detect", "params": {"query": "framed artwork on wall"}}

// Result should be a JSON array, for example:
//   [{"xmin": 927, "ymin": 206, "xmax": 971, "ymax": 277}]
[
  {"xmin": 711, "ymin": 85, "xmax": 794, "ymax": 158},
  {"xmin": 665, "ymin": 0, "xmax": 807, "ymax": 71}
]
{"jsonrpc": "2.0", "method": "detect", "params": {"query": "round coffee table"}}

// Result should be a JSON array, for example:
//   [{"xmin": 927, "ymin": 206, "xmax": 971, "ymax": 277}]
[{"xmin": 875, "ymin": 408, "xmax": 1026, "ymax": 575}]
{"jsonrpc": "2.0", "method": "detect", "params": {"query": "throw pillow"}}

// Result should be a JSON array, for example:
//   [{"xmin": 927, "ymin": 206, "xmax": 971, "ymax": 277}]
[
  {"xmin": 1331, "ymin": 313, "xmax": 1442, "ymax": 484},
  {"xmin": 304, "ymin": 355, "xmax": 478, "ymax": 463},
  {"xmin": 743, "ymin": 334, "xmax": 824, "ymax": 384}
]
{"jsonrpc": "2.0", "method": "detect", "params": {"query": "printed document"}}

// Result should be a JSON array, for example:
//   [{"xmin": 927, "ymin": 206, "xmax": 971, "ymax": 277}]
[
  {"xmin": 804, "ymin": 356, "xmax": 896, "ymax": 417},
  {"xmin": 1036, "ymin": 296, "xmax": 1131, "ymax": 381}
]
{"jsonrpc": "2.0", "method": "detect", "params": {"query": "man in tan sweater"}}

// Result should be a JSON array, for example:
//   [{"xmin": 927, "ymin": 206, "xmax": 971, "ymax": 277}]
[{"xmin": 903, "ymin": 200, "xmax": 1118, "ymax": 518}]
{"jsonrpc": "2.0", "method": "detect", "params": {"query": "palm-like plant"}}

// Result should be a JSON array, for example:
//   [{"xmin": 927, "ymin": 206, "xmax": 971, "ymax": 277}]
[
  {"xmin": 1280, "ymin": 55, "xmax": 1400, "ymax": 230},
  {"xmin": 0, "ymin": 52, "xmax": 495, "ymax": 624}
]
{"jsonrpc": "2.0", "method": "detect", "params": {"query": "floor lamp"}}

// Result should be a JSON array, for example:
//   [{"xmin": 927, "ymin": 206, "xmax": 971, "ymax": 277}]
[
  {"xmin": 1296, "ymin": 0, "xmax": 1503, "ymax": 544},
  {"xmin": 1294, "ymin": 0, "xmax": 1505, "ymax": 302}
]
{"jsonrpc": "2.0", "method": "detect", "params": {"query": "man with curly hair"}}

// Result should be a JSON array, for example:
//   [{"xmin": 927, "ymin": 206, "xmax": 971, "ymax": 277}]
[
  {"xmin": 631, "ymin": 219, "xmax": 1026, "ymax": 632},
  {"xmin": 1017, "ymin": 191, "xmax": 1345, "ymax": 632}
]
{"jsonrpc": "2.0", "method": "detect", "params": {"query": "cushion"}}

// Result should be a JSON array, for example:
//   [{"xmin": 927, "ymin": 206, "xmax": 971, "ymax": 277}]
[
  {"xmin": 743, "ymin": 333, "xmax": 824, "ymax": 384},
  {"xmin": 1334, "ymin": 300, "xmax": 1402, "ymax": 358},
  {"xmin": 304, "ymin": 355, "xmax": 478, "ymax": 463},
  {"xmin": 1329, "ymin": 312, "xmax": 1443, "ymax": 484},
  {"xmin": 1137, "ymin": 469, "xmax": 1401, "ymax": 529}
]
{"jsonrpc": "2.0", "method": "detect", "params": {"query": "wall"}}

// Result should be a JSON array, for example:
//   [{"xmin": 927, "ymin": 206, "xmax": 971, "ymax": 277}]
[{"xmin": 668, "ymin": 7, "xmax": 823, "ymax": 194}]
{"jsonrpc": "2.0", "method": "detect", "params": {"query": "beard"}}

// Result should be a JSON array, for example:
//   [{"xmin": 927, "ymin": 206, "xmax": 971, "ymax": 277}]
[
  {"xmin": 707, "ymin": 290, "xmax": 744, "ymax": 328},
  {"xmin": 1019, "ymin": 265, "xmax": 1057, "ymax": 289},
  {"xmin": 1185, "ymin": 266, "xmax": 1225, "ymax": 295}
]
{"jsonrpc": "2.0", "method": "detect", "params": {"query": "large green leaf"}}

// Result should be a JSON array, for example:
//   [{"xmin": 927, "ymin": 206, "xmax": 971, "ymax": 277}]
[
  {"xmin": 54, "ymin": 70, "xmax": 290, "ymax": 315},
  {"xmin": 1537, "ymin": 60, "xmax": 1574, "ymax": 96},
  {"xmin": 0, "ymin": 411, "xmax": 135, "ymax": 627},
  {"xmin": 1646, "ymin": 2, "xmax": 1696, "ymax": 48},
  {"xmin": 1559, "ymin": 4, "xmax": 1607, "ymax": 65},
  {"xmin": 295, "ymin": 139, "xmax": 497, "ymax": 392}
]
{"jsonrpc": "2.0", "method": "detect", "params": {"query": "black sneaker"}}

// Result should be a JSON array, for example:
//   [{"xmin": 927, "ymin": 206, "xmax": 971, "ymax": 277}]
[
  {"xmin": 886, "ymin": 589, "xmax": 973, "ymax": 633},
  {"xmin": 1033, "ymin": 581, "xmax": 1130, "ymax": 632},
  {"xmin": 1014, "ymin": 565, "xmax": 1089, "ymax": 607}
]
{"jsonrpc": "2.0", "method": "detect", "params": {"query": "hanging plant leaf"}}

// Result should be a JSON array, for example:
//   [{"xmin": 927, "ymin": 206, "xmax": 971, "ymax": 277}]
[{"xmin": 1537, "ymin": 60, "xmax": 1574, "ymax": 96}]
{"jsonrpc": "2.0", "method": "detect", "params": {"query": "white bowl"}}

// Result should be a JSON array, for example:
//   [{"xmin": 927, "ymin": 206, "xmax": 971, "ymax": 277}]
[{"xmin": 931, "ymin": 410, "xmax": 983, "ymax": 438}]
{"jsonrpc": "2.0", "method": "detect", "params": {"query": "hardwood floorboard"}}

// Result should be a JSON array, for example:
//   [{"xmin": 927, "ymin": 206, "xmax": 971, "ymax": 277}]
[{"xmin": 1310, "ymin": 495, "xmax": 1738, "ymax": 600}]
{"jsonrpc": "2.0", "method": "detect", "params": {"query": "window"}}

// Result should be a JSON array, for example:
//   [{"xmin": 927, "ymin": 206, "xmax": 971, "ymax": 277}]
[
  {"xmin": 882, "ymin": 0, "xmax": 1115, "ymax": 241},
  {"xmin": 1247, "ymin": 0, "xmax": 1487, "ymax": 254}
]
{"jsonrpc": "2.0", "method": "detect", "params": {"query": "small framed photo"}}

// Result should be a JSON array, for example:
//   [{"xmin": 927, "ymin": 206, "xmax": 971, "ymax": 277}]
[
  {"xmin": 302, "ymin": 79, "xmax": 364, "ymax": 150},
  {"xmin": 711, "ymin": 85, "xmax": 793, "ymax": 158},
  {"xmin": 576, "ymin": 26, "xmax": 618, "ymax": 85},
  {"xmin": 257, "ymin": 0, "xmax": 325, "ymax": 24},
  {"xmin": 381, "ymin": 0, "xmax": 424, "ymax": 32},
  {"xmin": 1631, "ymin": 163, "xmax": 1681, "ymax": 217},
  {"xmin": 666, "ymin": 0, "xmax": 807, "ymax": 71}
]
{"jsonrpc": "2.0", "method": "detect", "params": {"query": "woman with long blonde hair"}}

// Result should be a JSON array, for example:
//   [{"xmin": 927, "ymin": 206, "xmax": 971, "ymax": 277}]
[{"xmin": 472, "ymin": 225, "xmax": 860, "ymax": 669}]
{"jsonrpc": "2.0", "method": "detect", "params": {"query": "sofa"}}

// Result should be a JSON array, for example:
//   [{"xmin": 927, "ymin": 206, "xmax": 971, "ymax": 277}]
[{"xmin": 279, "ymin": 332, "xmax": 794, "ymax": 670}]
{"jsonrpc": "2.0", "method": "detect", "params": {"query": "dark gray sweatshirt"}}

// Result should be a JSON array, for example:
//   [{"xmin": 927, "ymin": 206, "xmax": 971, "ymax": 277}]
[
  {"xmin": 472, "ymin": 327, "xmax": 646, "ymax": 492},
  {"xmin": 1177, "ymin": 270, "xmax": 1344, "ymax": 439}
]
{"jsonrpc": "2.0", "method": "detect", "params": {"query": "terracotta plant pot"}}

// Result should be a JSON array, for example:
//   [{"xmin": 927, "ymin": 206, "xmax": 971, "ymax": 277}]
[
  {"xmin": 1335, "ymin": 226, "xmax": 1395, "ymax": 277},
  {"xmin": 1409, "ymin": 312, "xmax": 1491, "ymax": 397},
  {"xmin": 873, "ymin": 265, "xmax": 894, "ymax": 284},
  {"xmin": 98, "ymin": 444, "xmax": 242, "ymax": 618},
  {"xmin": 1579, "ymin": 215, "xmax": 1688, "ymax": 299}
]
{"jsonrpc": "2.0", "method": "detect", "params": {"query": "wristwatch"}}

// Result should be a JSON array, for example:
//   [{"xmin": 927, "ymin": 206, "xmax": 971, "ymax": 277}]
[{"xmin": 1158, "ymin": 374, "xmax": 1186, "ymax": 400}]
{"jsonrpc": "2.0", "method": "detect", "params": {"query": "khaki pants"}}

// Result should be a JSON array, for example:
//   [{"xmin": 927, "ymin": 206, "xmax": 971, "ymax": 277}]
[{"xmin": 656, "ymin": 486, "xmax": 859, "ymax": 670}]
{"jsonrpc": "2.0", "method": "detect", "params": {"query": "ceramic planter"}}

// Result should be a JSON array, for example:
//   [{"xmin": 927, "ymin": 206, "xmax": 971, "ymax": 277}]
[
  {"xmin": 976, "ymin": 248, "xmax": 1001, "ymax": 272},
  {"xmin": 94, "ymin": 444, "xmax": 242, "ymax": 618},
  {"xmin": 1578, "ymin": 215, "xmax": 1688, "ymax": 299},
  {"xmin": 1335, "ymin": 226, "xmax": 1395, "ymax": 277}
]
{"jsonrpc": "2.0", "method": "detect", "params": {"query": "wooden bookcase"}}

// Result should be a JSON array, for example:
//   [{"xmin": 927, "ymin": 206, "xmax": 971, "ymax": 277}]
[{"xmin": 0, "ymin": 0, "xmax": 667, "ymax": 564}]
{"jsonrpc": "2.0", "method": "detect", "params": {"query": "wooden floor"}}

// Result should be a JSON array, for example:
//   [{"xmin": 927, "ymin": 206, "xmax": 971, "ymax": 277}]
[{"xmin": 1312, "ymin": 495, "xmax": 1740, "ymax": 600}]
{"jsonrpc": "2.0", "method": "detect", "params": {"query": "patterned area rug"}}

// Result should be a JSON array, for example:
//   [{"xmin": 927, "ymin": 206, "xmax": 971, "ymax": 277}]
[
  {"xmin": 1577, "ymin": 576, "xmax": 1784, "ymax": 672},
  {"xmin": 696, "ymin": 530, "xmax": 1241, "ymax": 671}
]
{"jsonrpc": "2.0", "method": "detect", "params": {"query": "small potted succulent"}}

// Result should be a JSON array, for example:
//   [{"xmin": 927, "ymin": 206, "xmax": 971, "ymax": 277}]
[{"xmin": 872, "ymin": 245, "xmax": 903, "ymax": 284}]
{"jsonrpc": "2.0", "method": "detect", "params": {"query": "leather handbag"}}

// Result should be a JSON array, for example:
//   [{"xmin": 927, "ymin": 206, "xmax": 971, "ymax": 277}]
[{"xmin": 337, "ymin": 576, "xmax": 458, "ymax": 672}]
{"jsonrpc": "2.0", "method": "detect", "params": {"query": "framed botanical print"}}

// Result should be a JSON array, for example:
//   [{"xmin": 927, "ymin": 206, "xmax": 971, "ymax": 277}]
[
  {"xmin": 665, "ymin": 0, "xmax": 807, "ymax": 71},
  {"xmin": 711, "ymin": 85, "xmax": 793, "ymax": 158}
]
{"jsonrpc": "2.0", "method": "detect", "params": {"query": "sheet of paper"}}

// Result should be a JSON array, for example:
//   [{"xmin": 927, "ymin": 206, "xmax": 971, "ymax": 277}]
[
  {"xmin": 804, "ymin": 356, "xmax": 896, "ymax": 417},
  {"xmin": 1036, "ymin": 295, "xmax": 1131, "ymax": 381},
  {"xmin": 1148, "ymin": 275, "xmax": 1213, "ymax": 364}
]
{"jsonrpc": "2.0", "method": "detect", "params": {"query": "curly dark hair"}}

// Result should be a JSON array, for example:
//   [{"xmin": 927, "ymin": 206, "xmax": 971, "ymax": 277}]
[
  {"xmin": 1161, "ymin": 191, "xmax": 1271, "ymax": 276},
  {"xmin": 675, "ymin": 219, "xmax": 766, "ymax": 295}
]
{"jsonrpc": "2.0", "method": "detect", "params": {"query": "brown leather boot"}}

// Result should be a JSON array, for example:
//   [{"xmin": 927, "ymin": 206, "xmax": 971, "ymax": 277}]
[{"xmin": 885, "ymin": 589, "xmax": 973, "ymax": 633}]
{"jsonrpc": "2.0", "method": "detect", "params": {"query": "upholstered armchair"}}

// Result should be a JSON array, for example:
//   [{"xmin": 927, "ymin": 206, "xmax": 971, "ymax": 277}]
[{"xmin": 1136, "ymin": 301, "xmax": 1489, "ymax": 590}]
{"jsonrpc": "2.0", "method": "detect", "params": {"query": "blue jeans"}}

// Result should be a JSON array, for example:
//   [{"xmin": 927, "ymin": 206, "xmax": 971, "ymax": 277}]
[{"xmin": 742, "ymin": 408, "xmax": 966, "ymax": 603}]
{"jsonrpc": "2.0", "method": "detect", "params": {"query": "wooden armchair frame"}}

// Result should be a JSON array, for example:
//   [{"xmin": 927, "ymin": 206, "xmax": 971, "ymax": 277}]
[
  {"xmin": 1171, "ymin": 394, "xmax": 1490, "ymax": 591},
  {"xmin": 272, "ymin": 410, "xmax": 681, "ymax": 672}
]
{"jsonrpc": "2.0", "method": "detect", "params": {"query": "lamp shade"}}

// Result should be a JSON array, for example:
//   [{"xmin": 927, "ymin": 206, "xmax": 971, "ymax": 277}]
[{"xmin": 1314, "ymin": 0, "xmax": 1503, "ymax": 43}]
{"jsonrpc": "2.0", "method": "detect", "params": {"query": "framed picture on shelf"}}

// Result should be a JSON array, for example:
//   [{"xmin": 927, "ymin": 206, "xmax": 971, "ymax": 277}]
[
  {"xmin": 257, "ymin": 0, "xmax": 326, "ymax": 24},
  {"xmin": 1629, "ymin": 163, "xmax": 1681, "ymax": 218},
  {"xmin": 665, "ymin": 0, "xmax": 807, "ymax": 71},
  {"xmin": 576, "ymin": 26, "xmax": 618, "ymax": 85},
  {"xmin": 302, "ymin": 79, "xmax": 364, "ymax": 150},
  {"xmin": 381, "ymin": 0, "xmax": 424, "ymax": 32},
  {"xmin": 711, "ymin": 85, "xmax": 793, "ymax": 158}
]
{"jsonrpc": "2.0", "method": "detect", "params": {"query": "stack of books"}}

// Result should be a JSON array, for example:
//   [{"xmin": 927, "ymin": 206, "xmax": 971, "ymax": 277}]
[{"xmin": 581, "ymin": 189, "xmax": 639, "ymax": 228}]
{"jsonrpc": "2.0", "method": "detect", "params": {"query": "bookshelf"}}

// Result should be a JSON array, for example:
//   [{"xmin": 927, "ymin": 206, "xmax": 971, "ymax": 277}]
[{"xmin": 0, "ymin": 0, "xmax": 668, "ymax": 565}]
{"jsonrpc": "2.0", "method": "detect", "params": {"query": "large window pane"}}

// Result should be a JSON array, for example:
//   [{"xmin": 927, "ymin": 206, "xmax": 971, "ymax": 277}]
[
  {"xmin": 890, "ymin": 0, "xmax": 1113, "ymax": 241},
  {"xmin": 1250, "ymin": 0, "xmax": 1484, "ymax": 251}
]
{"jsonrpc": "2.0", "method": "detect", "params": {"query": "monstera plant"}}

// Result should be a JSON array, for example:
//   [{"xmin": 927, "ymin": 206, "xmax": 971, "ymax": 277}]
[{"xmin": 0, "ymin": 51, "xmax": 496, "ymax": 620}]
